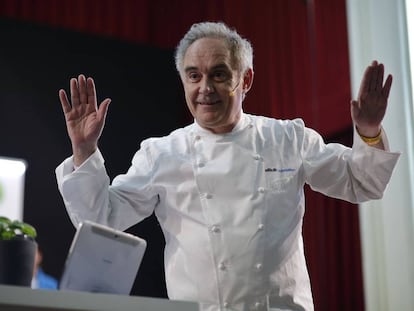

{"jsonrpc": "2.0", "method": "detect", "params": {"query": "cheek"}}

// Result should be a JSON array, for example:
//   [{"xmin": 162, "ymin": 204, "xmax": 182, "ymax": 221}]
[
  {"xmin": 184, "ymin": 89, "xmax": 197, "ymax": 115},
  {"xmin": 185, "ymin": 94, "xmax": 196, "ymax": 113},
  {"xmin": 228, "ymin": 96, "xmax": 242, "ymax": 115},
  {"xmin": 183, "ymin": 85, "xmax": 197, "ymax": 102}
]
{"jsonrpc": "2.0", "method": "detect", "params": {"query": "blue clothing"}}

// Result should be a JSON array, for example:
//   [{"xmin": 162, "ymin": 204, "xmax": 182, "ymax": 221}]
[{"xmin": 32, "ymin": 268, "xmax": 58, "ymax": 289}]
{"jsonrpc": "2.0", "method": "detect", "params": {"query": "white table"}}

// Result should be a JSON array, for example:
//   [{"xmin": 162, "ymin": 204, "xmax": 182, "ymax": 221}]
[{"xmin": 0, "ymin": 284, "xmax": 200, "ymax": 311}]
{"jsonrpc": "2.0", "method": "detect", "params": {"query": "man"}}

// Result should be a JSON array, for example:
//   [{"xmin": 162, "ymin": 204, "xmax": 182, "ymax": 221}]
[{"xmin": 56, "ymin": 22, "xmax": 399, "ymax": 310}]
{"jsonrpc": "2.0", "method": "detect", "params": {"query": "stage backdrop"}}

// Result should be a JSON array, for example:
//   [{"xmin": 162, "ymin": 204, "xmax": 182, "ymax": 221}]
[
  {"xmin": 0, "ymin": 1, "xmax": 364, "ymax": 310},
  {"xmin": 0, "ymin": 18, "xmax": 187, "ymax": 297}
]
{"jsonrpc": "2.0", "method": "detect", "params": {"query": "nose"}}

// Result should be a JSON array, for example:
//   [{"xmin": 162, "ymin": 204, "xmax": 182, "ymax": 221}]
[{"xmin": 199, "ymin": 78, "xmax": 215, "ymax": 94}]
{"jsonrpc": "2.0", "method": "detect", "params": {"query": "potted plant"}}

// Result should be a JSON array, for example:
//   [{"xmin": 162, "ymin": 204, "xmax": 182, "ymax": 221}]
[{"xmin": 0, "ymin": 216, "xmax": 37, "ymax": 287}]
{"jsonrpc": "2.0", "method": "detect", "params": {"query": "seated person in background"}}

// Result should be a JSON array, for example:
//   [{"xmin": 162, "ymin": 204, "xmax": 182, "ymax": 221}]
[{"xmin": 31, "ymin": 247, "xmax": 58, "ymax": 290}]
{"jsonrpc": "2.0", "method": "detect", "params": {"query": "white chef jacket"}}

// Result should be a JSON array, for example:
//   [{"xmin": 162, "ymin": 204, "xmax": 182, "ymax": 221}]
[{"xmin": 56, "ymin": 113, "xmax": 400, "ymax": 311}]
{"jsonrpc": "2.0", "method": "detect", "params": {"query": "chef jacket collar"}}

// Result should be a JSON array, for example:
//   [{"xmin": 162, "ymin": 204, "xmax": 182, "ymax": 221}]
[{"xmin": 192, "ymin": 111, "xmax": 251, "ymax": 137}]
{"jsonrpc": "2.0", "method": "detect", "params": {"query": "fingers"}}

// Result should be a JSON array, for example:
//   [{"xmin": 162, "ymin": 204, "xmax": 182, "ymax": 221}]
[
  {"xmin": 60, "ymin": 74, "xmax": 111, "ymax": 124},
  {"xmin": 360, "ymin": 61, "xmax": 391, "ymax": 98},
  {"xmin": 62, "ymin": 74, "xmax": 99, "ymax": 110},
  {"xmin": 370, "ymin": 61, "xmax": 390, "ymax": 93},
  {"xmin": 383, "ymin": 74, "xmax": 393, "ymax": 98},
  {"xmin": 70, "ymin": 77, "xmax": 80, "ymax": 108},
  {"xmin": 368, "ymin": 62, "xmax": 381, "ymax": 92},
  {"xmin": 371, "ymin": 62, "xmax": 392, "ymax": 98},
  {"xmin": 68, "ymin": 74, "xmax": 96, "ymax": 106},
  {"xmin": 373, "ymin": 64, "xmax": 384, "ymax": 92},
  {"xmin": 367, "ymin": 65, "xmax": 376, "ymax": 92},
  {"xmin": 78, "ymin": 74, "xmax": 88, "ymax": 106},
  {"xmin": 87, "ymin": 77, "xmax": 97, "ymax": 110},
  {"xmin": 59, "ymin": 89, "xmax": 71, "ymax": 114}
]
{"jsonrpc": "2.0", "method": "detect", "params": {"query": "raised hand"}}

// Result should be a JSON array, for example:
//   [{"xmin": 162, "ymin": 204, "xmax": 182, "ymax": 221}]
[
  {"xmin": 351, "ymin": 60, "xmax": 393, "ymax": 138},
  {"xmin": 59, "ymin": 75, "xmax": 111, "ymax": 166}
]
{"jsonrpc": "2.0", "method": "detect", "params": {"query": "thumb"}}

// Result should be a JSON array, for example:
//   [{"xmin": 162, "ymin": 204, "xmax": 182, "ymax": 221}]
[
  {"xmin": 350, "ymin": 99, "xmax": 360, "ymax": 120},
  {"xmin": 98, "ymin": 98, "xmax": 111, "ymax": 122}
]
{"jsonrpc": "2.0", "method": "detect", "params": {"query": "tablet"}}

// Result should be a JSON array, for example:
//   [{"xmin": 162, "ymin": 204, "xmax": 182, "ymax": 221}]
[{"xmin": 59, "ymin": 220, "xmax": 147, "ymax": 295}]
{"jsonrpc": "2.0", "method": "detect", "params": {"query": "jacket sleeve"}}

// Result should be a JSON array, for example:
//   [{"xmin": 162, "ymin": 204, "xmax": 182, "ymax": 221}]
[
  {"xmin": 55, "ymin": 146, "xmax": 158, "ymax": 231},
  {"xmin": 300, "ymin": 123, "xmax": 400, "ymax": 203}
]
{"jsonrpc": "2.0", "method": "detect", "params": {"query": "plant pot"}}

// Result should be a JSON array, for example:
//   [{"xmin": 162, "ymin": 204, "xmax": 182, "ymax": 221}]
[{"xmin": 0, "ymin": 237, "xmax": 37, "ymax": 286}]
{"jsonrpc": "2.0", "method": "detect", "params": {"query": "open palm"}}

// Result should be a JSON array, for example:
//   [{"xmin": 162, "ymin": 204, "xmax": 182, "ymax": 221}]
[
  {"xmin": 351, "ymin": 61, "xmax": 392, "ymax": 135},
  {"xmin": 59, "ymin": 75, "xmax": 111, "ymax": 165}
]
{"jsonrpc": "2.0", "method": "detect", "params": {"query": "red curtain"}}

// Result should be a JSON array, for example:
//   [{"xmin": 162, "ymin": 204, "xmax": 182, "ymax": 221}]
[
  {"xmin": 0, "ymin": 0, "xmax": 352, "ymax": 136},
  {"xmin": 303, "ymin": 130, "xmax": 364, "ymax": 310},
  {"xmin": 0, "ymin": 1, "xmax": 364, "ymax": 310}
]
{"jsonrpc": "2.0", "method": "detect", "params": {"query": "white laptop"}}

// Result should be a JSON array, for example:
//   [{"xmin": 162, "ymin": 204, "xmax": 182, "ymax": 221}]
[
  {"xmin": 0, "ymin": 156, "xmax": 27, "ymax": 221},
  {"xmin": 59, "ymin": 220, "xmax": 147, "ymax": 295}
]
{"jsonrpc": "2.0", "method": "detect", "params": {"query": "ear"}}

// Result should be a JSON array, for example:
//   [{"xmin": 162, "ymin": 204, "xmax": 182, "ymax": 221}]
[{"xmin": 242, "ymin": 68, "xmax": 254, "ymax": 93}]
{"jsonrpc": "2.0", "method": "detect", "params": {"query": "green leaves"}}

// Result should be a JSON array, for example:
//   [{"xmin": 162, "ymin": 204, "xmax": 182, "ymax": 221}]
[{"xmin": 0, "ymin": 216, "xmax": 37, "ymax": 240}]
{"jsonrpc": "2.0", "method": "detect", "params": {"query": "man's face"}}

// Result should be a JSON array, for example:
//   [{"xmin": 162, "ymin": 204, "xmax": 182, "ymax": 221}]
[{"xmin": 181, "ymin": 37, "xmax": 247, "ymax": 134}]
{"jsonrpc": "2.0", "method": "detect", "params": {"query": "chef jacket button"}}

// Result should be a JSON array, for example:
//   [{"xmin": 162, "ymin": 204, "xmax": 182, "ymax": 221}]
[
  {"xmin": 218, "ymin": 262, "xmax": 226, "ymax": 270},
  {"xmin": 195, "ymin": 135, "xmax": 201, "ymax": 141},
  {"xmin": 258, "ymin": 187, "xmax": 265, "ymax": 193},
  {"xmin": 248, "ymin": 124, "xmax": 253, "ymax": 129},
  {"xmin": 258, "ymin": 223, "xmax": 264, "ymax": 230},
  {"xmin": 223, "ymin": 302, "xmax": 229, "ymax": 308},
  {"xmin": 205, "ymin": 193, "xmax": 213, "ymax": 199},
  {"xmin": 253, "ymin": 154, "xmax": 261, "ymax": 161},
  {"xmin": 198, "ymin": 162, "xmax": 205, "ymax": 168},
  {"xmin": 253, "ymin": 301, "xmax": 263, "ymax": 309},
  {"xmin": 255, "ymin": 263, "xmax": 263, "ymax": 271},
  {"xmin": 211, "ymin": 225, "xmax": 221, "ymax": 233}
]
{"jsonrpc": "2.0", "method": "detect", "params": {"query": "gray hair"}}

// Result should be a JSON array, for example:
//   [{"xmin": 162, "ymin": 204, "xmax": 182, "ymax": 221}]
[{"xmin": 175, "ymin": 22, "xmax": 253, "ymax": 75}]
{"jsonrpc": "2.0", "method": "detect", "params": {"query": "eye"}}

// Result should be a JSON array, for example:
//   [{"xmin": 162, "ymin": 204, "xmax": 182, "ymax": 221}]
[
  {"xmin": 187, "ymin": 71, "xmax": 201, "ymax": 82},
  {"xmin": 212, "ymin": 70, "xmax": 229, "ymax": 82}
]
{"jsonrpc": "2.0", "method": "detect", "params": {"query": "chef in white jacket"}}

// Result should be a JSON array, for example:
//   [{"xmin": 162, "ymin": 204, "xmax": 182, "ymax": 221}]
[{"xmin": 56, "ymin": 22, "xmax": 400, "ymax": 311}]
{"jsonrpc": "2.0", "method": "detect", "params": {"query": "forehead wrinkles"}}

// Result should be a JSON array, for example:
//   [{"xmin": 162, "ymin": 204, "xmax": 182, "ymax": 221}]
[{"xmin": 183, "ymin": 38, "xmax": 233, "ymax": 72}]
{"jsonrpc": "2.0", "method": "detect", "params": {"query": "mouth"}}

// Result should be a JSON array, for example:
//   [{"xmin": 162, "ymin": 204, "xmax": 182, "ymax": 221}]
[{"xmin": 196, "ymin": 99, "xmax": 220, "ymax": 106}]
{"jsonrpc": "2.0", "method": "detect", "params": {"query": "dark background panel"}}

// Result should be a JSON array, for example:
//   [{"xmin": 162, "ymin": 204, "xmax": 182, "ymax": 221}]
[{"xmin": 0, "ymin": 18, "xmax": 188, "ymax": 298}]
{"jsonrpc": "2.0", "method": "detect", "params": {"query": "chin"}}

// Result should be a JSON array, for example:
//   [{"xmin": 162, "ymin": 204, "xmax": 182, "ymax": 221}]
[{"xmin": 196, "ymin": 112, "xmax": 220, "ymax": 123}]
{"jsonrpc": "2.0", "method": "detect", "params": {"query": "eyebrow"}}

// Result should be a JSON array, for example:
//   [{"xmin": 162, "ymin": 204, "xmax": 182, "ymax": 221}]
[
  {"xmin": 184, "ymin": 63, "xmax": 231, "ymax": 74},
  {"xmin": 184, "ymin": 66, "xmax": 198, "ymax": 73}
]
